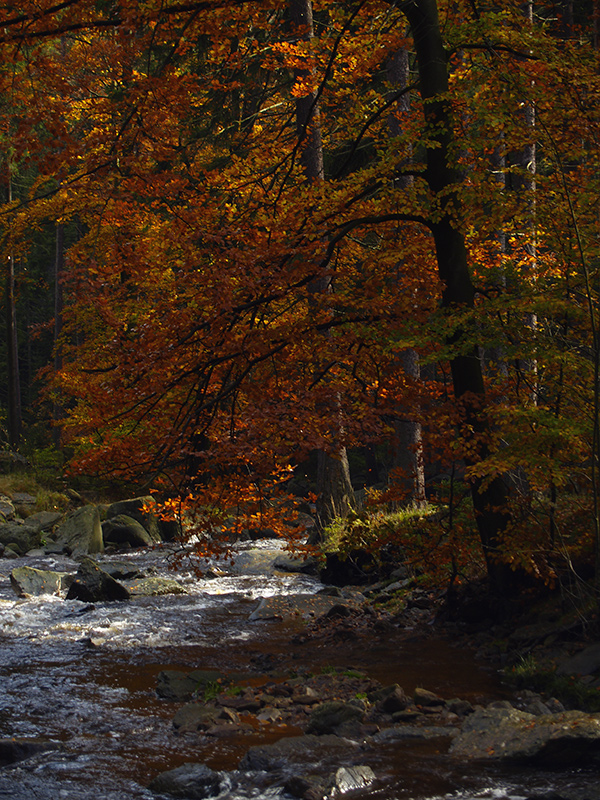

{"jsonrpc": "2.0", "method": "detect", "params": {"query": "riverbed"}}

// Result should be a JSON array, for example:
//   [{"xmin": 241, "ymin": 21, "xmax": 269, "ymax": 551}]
[{"xmin": 0, "ymin": 541, "xmax": 597, "ymax": 800}]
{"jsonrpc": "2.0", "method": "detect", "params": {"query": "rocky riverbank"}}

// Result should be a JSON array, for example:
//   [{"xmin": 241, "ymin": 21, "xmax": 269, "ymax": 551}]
[
  {"xmin": 149, "ymin": 656, "xmax": 600, "ymax": 800},
  {"xmin": 3, "ymin": 487, "xmax": 600, "ymax": 800}
]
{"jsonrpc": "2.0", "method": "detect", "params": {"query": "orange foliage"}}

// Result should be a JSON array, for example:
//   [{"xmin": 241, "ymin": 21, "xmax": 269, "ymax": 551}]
[{"xmin": 1, "ymin": 0, "xmax": 599, "ymax": 581}]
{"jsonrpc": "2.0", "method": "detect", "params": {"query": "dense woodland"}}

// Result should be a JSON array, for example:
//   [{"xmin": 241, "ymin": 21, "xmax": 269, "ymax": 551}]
[{"xmin": 0, "ymin": 0, "xmax": 599, "ymax": 601}]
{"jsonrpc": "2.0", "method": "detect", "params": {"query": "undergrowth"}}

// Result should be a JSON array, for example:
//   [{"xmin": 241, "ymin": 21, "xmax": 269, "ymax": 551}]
[
  {"xmin": 323, "ymin": 486, "xmax": 486, "ymax": 591},
  {"xmin": 506, "ymin": 654, "xmax": 600, "ymax": 712}
]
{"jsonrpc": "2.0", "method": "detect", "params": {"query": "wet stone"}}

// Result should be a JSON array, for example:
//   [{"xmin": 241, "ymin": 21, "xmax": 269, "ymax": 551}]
[
  {"xmin": 65, "ymin": 557, "xmax": 130, "ymax": 602},
  {"xmin": 333, "ymin": 765, "xmax": 376, "ymax": 793},
  {"xmin": 157, "ymin": 669, "xmax": 227, "ymax": 701},
  {"xmin": 102, "ymin": 514, "xmax": 155, "ymax": 548},
  {"xmin": 0, "ymin": 522, "xmax": 42, "ymax": 554},
  {"xmin": 172, "ymin": 703, "xmax": 221, "ymax": 733},
  {"xmin": 0, "ymin": 738, "xmax": 61, "ymax": 767},
  {"xmin": 10, "ymin": 565, "xmax": 66, "ymax": 597},
  {"xmin": 379, "ymin": 685, "xmax": 409, "ymax": 713},
  {"xmin": 105, "ymin": 496, "xmax": 163, "ymax": 543},
  {"xmin": 216, "ymin": 693, "xmax": 261, "ymax": 712},
  {"xmin": 450, "ymin": 706, "xmax": 600, "ymax": 764},
  {"xmin": 55, "ymin": 506, "xmax": 104, "ymax": 556},
  {"xmin": 239, "ymin": 734, "xmax": 358, "ymax": 772},
  {"xmin": 257, "ymin": 707, "xmax": 283, "ymax": 723},
  {"xmin": 306, "ymin": 700, "xmax": 365, "ymax": 735},
  {"xmin": 123, "ymin": 575, "xmax": 186, "ymax": 596},
  {"xmin": 414, "ymin": 687, "xmax": 445, "ymax": 706},
  {"xmin": 148, "ymin": 762, "xmax": 222, "ymax": 799}
]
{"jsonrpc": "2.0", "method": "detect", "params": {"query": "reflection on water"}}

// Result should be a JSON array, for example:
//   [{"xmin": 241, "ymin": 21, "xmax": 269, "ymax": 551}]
[{"xmin": 0, "ymin": 542, "xmax": 594, "ymax": 800}]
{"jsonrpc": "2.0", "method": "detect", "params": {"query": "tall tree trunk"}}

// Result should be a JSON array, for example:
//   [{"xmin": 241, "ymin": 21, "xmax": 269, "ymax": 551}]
[
  {"xmin": 509, "ymin": 1, "xmax": 538, "ymax": 404},
  {"xmin": 53, "ymin": 223, "xmax": 64, "ymax": 447},
  {"xmin": 387, "ymin": 45, "xmax": 426, "ymax": 507},
  {"xmin": 5, "ymin": 172, "xmax": 21, "ymax": 450},
  {"xmin": 289, "ymin": 0, "xmax": 355, "ymax": 538},
  {"xmin": 402, "ymin": 0, "xmax": 512, "ymax": 592}
]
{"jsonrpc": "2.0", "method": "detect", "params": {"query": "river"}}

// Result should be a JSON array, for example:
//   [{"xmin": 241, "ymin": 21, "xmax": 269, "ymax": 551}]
[{"xmin": 0, "ymin": 540, "xmax": 596, "ymax": 800}]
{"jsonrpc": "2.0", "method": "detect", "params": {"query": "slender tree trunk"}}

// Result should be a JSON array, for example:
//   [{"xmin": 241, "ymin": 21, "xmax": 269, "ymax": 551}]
[
  {"xmin": 387, "ymin": 45, "xmax": 426, "ymax": 506},
  {"xmin": 5, "ymin": 172, "xmax": 21, "ymax": 450},
  {"xmin": 290, "ymin": 0, "xmax": 355, "ymax": 538},
  {"xmin": 510, "ymin": 1, "xmax": 538, "ymax": 404},
  {"xmin": 402, "ymin": 0, "xmax": 512, "ymax": 592},
  {"xmin": 53, "ymin": 223, "xmax": 64, "ymax": 446}
]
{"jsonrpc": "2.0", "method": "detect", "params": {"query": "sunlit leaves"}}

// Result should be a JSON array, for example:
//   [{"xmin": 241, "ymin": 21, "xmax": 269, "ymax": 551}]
[{"xmin": 1, "ymin": 0, "xmax": 599, "ymax": 578}]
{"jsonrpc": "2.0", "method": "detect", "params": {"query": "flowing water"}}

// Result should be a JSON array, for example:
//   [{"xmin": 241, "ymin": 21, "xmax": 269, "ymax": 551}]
[{"xmin": 0, "ymin": 541, "xmax": 597, "ymax": 800}]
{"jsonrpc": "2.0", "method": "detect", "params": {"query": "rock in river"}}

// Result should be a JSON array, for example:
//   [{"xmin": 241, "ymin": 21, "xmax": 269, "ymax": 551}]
[
  {"xmin": 66, "ymin": 557, "xmax": 130, "ymax": 602},
  {"xmin": 239, "ymin": 734, "xmax": 359, "ymax": 771},
  {"xmin": 249, "ymin": 590, "xmax": 364, "ymax": 621},
  {"xmin": 148, "ymin": 762, "xmax": 222, "ymax": 799},
  {"xmin": 10, "ymin": 565, "xmax": 68, "ymax": 597},
  {"xmin": 450, "ymin": 704, "xmax": 600, "ymax": 765},
  {"xmin": 54, "ymin": 506, "xmax": 104, "ymax": 556}
]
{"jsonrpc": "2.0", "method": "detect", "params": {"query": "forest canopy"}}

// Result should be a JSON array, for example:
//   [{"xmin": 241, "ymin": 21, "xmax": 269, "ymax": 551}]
[{"xmin": 0, "ymin": 0, "xmax": 598, "ymax": 594}]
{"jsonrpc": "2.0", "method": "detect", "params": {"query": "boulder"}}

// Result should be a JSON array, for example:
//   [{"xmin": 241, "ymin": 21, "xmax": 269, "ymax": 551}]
[
  {"xmin": 172, "ymin": 703, "xmax": 222, "ymax": 733},
  {"xmin": 101, "ymin": 561, "xmax": 145, "ymax": 580},
  {"xmin": 239, "ymin": 734, "xmax": 358, "ymax": 772},
  {"xmin": 0, "ymin": 521, "xmax": 42, "ymax": 554},
  {"xmin": 0, "ymin": 495, "xmax": 16, "ymax": 520},
  {"xmin": 306, "ymin": 701, "xmax": 365, "ymax": 735},
  {"xmin": 66, "ymin": 557, "xmax": 130, "ymax": 602},
  {"xmin": 249, "ymin": 591, "xmax": 364, "ymax": 622},
  {"xmin": 157, "ymin": 669, "xmax": 226, "ymax": 701},
  {"xmin": 414, "ymin": 687, "xmax": 445, "ymax": 707},
  {"xmin": 10, "ymin": 565, "xmax": 67, "ymax": 597},
  {"xmin": 367, "ymin": 684, "xmax": 409, "ymax": 713},
  {"xmin": 102, "ymin": 514, "xmax": 155, "ymax": 548},
  {"xmin": 148, "ymin": 762, "xmax": 221, "ymax": 799},
  {"xmin": 372, "ymin": 725, "xmax": 458, "ymax": 743},
  {"xmin": 450, "ymin": 705, "xmax": 600, "ymax": 765},
  {"xmin": 11, "ymin": 492, "xmax": 37, "ymax": 515},
  {"xmin": 332, "ymin": 766, "xmax": 375, "ymax": 793},
  {"xmin": 55, "ymin": 506, "xmax": 103, "ymax": 555},
  {"xmin": 123, "ymin": 576, "xmax": 187, "ymax": 596},
  {"xmin": 0, "ymin": 737, "xmax": 60, "ymax": 767},
  {"xmin": 272, "ymin": 554, "xmax": 320, "ymax": 575},
  {"xmin": 20, "ymin": 510, "xmax": 63, "ymax": 534},
  {"xmin": 157, "ymin": 670, "xmax": 201, "ymax": 701},
  {"xmin": 105, "ymin": 497, "xmax": 162, "ymax": 543},
  {"xmin": 285, "ymin": 765, "xmax": 375, "ymax": 799}
]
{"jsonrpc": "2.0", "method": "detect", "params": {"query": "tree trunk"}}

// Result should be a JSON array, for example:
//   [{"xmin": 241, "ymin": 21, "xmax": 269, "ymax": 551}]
[
  {"xmin": 509, "ymin": 1, "xmax": 538, "ymax": 404},
  {"xmin": 290, "ymin": 0, "xmax": 355, "ymax": 538},
  {"xmin": 53, "ymin": 223, "xmax": 64, "ymax": 446},
  {"xmin": 402, "ymin": 0, "xmax": 512, "ymax": 592},
  {"xmin": 387, "ymin": 45, "xmax": 426, "ymax": 506},
  {"xmin": 5, "ymin": 173, "xmax": 21, "ymax": 450}
]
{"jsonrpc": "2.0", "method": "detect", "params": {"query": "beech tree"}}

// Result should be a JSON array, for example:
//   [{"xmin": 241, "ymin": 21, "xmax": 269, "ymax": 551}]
[{"xmin": 1, "ymin": 0, "xmax": 599, "ymax": 594}]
